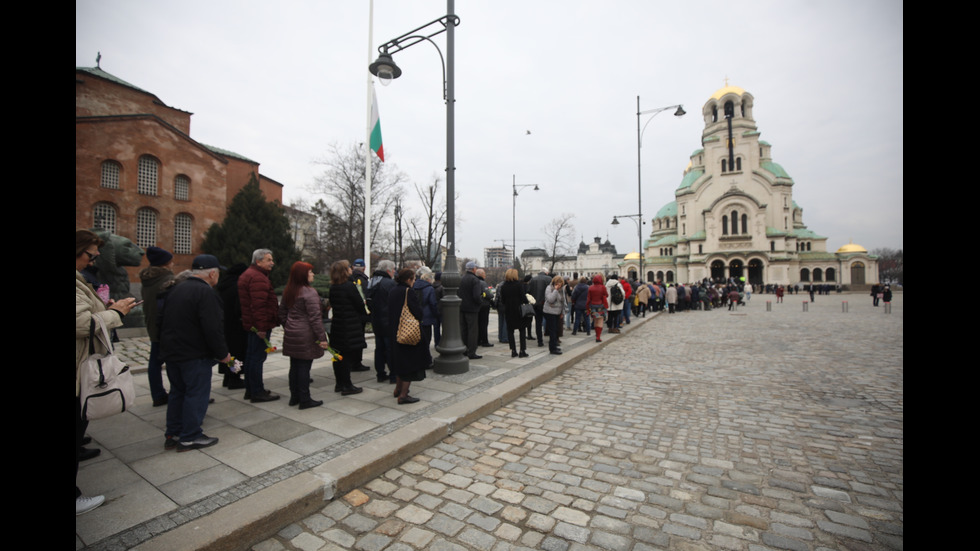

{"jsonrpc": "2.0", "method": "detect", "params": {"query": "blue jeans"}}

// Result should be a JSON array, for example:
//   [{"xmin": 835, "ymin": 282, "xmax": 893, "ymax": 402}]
[
  {"xmin": 244, "ymin": 332, "xmax": 269, "ymax": 396},
  {"xmin": 165, "ymin": 358, "xmax": 213, "ymax": 441},
  {"xmin": 148, "ymin": 341, "xmax": 167, "ymax": 402}
]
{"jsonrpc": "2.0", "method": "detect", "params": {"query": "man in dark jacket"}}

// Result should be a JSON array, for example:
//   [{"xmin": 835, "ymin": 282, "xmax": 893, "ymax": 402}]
[
  {"xmin": 570, "ymin": 277, "xmax": 590, "ymax": 335},
  {"xmin": 367, "ymin": 259, "xmax": 397, "ymax": 382},
  {"xmin": 238, "ymin": 249, "xmax": 280, "ymax": 403},
  {"xmin": 348, "ymin": 259, "xmax": 371, "ymax": 371},
  {"xmin": 458, "ymin": 261, "xmax": 483, "ymax": 359},
  {"xmin": 527, "ymin": 269, "xmax": 551, "ymax": 347},
  {"xmin": 160, "ymin": 254, "xmax": 232, "ymax": 452},
  {"xmin": 476, "ymin": 268, "xmax": 494, "ymax": 348},
  {"xmin": 139, "ymin": 246, "xmax": 174, "ymax": 407}
]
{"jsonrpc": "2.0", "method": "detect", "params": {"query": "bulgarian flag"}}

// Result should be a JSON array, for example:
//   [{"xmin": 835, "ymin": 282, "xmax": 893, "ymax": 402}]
[{"xmin": 370, "ymin": 87, "xmax": 385, "ymax": 162}]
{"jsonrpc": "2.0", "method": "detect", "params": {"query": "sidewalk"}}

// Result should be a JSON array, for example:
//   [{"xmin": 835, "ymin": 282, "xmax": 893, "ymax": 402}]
[{"xmin": 76, "ymin": 311, "xmax": 650, "ymax": 550}]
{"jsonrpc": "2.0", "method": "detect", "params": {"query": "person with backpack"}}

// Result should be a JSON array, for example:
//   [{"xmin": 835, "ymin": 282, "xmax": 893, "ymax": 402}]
[{"xmin": 606, "ymin": 274, "xmax": 625, "ymax": 333}]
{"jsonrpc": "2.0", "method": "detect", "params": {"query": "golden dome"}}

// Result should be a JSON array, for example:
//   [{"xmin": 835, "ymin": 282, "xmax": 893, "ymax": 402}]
[
  {"xmin": 836, "ymin": 241, "xmax": 868, "ymax": 254},
  {"xmin": 624, "ymin": 251, "xmax": 641, "ymax": 260},
  {"xmin": 711, "ymin": 85, "xmax": 746, "ymax": 100}
]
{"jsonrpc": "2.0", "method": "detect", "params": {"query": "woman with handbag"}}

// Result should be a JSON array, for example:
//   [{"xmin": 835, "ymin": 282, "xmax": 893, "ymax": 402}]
[
  {"xmin": 327, "ymin": 260, "xmax": 365, "ymax": 396},
  {"xmin": 75, "ymin": 229, "xmax": 136, "ymax": 515},
  {"xmin": 279, "ymin": 262, "xmax": 330, "ymax": 409},
  {"xmin": 500, "ymin": 268, "xmax": 530, "ymax": 358},
  {"xmin": 388, "ymin": 268, "xmax": 426, "ymax": 404}
]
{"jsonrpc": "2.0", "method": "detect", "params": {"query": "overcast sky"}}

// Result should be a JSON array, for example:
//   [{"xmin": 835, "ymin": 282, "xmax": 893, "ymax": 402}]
[{"xmin": 76, "ymin": 0, "xmax": 903, "ymax": 262}]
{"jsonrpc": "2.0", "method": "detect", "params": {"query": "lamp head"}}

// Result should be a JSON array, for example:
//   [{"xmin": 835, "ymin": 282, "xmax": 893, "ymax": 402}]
[
  {"xmin": 674, "ymin": 105, "xmax": 686, "ymax": 117},
  {"xmin": 611, "ymin": 217, "xmax": 620, "ymax": 226},
  {"xmin": 369, "ymin": 51, "xmax": 402, "ymax": 85}
]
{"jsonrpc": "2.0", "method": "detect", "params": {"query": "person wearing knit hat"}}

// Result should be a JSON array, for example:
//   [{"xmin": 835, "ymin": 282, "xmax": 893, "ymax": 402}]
[
  {"xmin": 140, "ymin": 247, "xmax": 175, "ymax": 406},
  {"xmin": 145, "ymin": 246, "xmax": 174, "ymax": 267}
]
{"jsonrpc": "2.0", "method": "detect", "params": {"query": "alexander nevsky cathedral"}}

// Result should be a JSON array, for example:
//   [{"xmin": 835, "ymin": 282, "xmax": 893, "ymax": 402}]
[{"xmin": 521, "ymin": 85, "xmax": 878, "ymax": 288}]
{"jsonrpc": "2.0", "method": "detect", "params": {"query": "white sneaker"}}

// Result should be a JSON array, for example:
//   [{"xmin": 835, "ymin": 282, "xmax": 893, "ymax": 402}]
[{"xmin": 76, "ymin": 494, "xmax": 105, "ymax": 515}]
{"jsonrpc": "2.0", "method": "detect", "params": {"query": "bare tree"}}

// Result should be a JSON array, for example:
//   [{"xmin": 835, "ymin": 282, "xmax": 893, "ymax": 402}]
[
  {"xmin": 871, "ymin": 247, "xmax": 903, "ymax": 285},
  {"xmin": 542, "ymin": 213, "xmax": 576, "ymax": 274},
  {"xmin": 308, "ymin": 142, "xmax": 406, "ymax": 263},
  {"xmin": 405, "ymin": 175, "xmax": 448, "ymax": 270}
]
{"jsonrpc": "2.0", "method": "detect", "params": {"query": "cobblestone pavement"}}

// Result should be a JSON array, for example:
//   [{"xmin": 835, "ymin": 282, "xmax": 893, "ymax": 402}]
[{"xmin": 258, "ymin": 294, "xmax": 903, "ymax": 551}]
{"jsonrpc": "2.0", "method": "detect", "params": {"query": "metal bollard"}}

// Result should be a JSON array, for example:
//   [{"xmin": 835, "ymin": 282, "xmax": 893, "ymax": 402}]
[
  {"xmin": 802, "ymin": 301, "xmax": 808, "ymax": 312},
  {"xmin": 766, "ymin": 301, "xmax": 772, "ymax": 312},
  {"xmin": 841, "ymin": 301, "xmax": 848, "ymax": 313},
  {"xmin": 884, "ymin": 302, "xmax": 891, "ymax": 314}
]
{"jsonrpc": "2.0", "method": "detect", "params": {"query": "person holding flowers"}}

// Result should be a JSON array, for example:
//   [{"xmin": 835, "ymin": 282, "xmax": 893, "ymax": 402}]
[{"xmin": 279, "ymin": 262, "xmax": 330, "ymax": 409}]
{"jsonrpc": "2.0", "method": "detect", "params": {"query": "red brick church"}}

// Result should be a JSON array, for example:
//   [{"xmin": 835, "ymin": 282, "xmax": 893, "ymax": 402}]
[{"xmin": 75, "ymin": 66, "xmax": 284, "ymax": 279}]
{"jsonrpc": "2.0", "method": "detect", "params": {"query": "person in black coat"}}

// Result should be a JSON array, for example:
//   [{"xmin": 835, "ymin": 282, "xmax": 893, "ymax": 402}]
[
  {"xmin": 388, "ymin": 268, "xmax": 426, "ymax": 404},
  {"xmin": 328, "ymin": 260, "xmax": 366, "ymax": 395},
  {"xmin": 500, "ymin": 268, "xmax": 530, "ymax": 358}
]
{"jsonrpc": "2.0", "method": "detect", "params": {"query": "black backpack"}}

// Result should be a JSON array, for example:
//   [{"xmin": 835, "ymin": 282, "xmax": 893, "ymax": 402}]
[{"xmin": 610, "ymin": 283, "xmax": 624, "ymax": 305}]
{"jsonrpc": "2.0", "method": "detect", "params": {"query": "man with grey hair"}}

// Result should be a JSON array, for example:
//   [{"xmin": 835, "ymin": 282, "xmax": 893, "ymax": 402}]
[
  {"xmin": 160, "ymin": 254, "xmax": 232, "ymax": 452},
  {"xmin": 458, "ymin": 261, "xmax": 483, "ymax": 359},
  {"xmin": 367, "ymin": 259, "xmax": 397, "ymax": 382},
  {"xmin": 238, "ymin": 248, "xmax": 280, "ymax": 402}
]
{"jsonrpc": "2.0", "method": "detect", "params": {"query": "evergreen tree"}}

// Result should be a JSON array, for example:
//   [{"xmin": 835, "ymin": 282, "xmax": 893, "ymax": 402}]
[{"xmin": 202, "ymin": 173, "xmax": 298, "ymax": 287}]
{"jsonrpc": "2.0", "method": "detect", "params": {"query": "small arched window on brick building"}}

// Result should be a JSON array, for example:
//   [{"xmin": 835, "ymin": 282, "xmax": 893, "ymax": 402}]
[
  {"xmin": 137, "ymin": 155, "xmax": 159, "ymax": 196},
  {"xmin": 93, "ymin": 202, "xmax": 117, "ymax": 234},
  {"xmin": 101, "ymin": 160, "xmax": 121, "ymax": 189},
  {"xmin": 136, "ymin": 207, "xmax": 157, "ymax": 248},
  {"xmin": 174, "ymin": 213, "xmax": 193, "ymax": 254},
  {"xmin": 174, "ymin": 174, "xmax": 190, "ymax": 201}
]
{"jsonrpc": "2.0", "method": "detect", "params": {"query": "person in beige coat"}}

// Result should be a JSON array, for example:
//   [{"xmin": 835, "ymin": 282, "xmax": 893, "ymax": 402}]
[{"xmin": 75, "ymin": 229, "xmax": 136, "ymax": 515}]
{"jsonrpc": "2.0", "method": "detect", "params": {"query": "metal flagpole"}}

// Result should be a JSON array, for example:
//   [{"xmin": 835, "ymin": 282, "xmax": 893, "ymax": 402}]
[{"xmin": 363, "ymin": 0, "xmax": 374, "ymax": 275}]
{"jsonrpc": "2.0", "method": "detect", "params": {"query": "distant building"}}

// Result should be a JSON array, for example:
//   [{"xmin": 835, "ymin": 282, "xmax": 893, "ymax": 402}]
[
  {"xmin": 283, "ymin": 205, "xmax": 317, "ymax": 261},
  {"xmin": 75, "ymin": 66, "xmax": 284, "ymax": 279},
  {"xmin": 635, "ymin": 85, "xmax": 877, "ymax": 287},
  {"xmin": 521, "ymin": 86, "xmax": 879, "ymax": 288},
  {"xmin": 484, "ymin": 246, "xmax": 513, "ymax": 268},
  {"xmin": 521, "ymin": 237, "xmax": 620, "ymax": 279}
]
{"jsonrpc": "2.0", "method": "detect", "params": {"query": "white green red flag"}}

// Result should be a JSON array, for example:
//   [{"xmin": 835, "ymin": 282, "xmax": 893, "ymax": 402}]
[{"xmin": 370, "ymin": 87, "xmax": 384, "ymax": 161}]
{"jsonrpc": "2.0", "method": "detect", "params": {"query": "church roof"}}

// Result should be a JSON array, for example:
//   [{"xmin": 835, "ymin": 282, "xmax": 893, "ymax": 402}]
[
  {"xmin": 77, "ymin": 66, "xmax": 154, "ymax": 96},
  {"xmin": 761, "ymin": 161, "xmax": 792, "ymax": 180},
  {"xmin": 791, "ymin": 228, "xmax": 825, "ymax": 239},
  {"xmin": 836, "ymin": 242, "xmax": 868, "ymax": 253},
  {"xmin": 677, "ymin": 169, "xmax": 704, "ymax": 191},
  {"xmin": 655, "ymin": 201, "xmax": 677, "ymax": 218},
  {"xmin": 710, "ymin": 85, "xmax": 747, "ymax": 100}
]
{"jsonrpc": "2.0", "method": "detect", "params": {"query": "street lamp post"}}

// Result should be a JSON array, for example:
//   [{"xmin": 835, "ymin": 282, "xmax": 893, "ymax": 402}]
[
  {"xmin": 636, "ymin": 97, "xmax": 685, "ymax": 282},
  {"xmin": 512, "ymin": 174, "xmax": 538, "ymax": 269},
  {"xmin": 370, "ymin": 1, "xmax": 468, "ymax": 373},
  {"xmin": 611, "ymin": 214, "xmax": 642, "ymax": 280}
]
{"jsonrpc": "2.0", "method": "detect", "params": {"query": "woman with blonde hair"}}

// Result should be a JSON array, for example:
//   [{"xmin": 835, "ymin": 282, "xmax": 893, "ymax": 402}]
[{"xmin": 543, "ymin": 274, "xmax": 566, "ymax": 354}]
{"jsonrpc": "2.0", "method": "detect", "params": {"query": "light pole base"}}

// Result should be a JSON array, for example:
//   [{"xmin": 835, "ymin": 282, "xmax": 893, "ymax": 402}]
[{"xmin": 433, "ymin": 265, "xmax": 469, "ymax": 374}]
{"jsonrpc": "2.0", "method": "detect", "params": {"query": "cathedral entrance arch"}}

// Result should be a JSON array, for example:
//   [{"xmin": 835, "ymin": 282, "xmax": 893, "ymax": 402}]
[
  {"xmin": 710, "ymin": 260, "xmax": 726, "ymax": 282},
  {"xmin": 747, "ymin": 258, "xmax": 764, "ymax": 285},
  {"xmin": 850, "ymin": 262, "xmax": 866, "ymax": 285},
  {"xmin": 728, "ymin": 259, "xmax": 744, "ymax": 282}
]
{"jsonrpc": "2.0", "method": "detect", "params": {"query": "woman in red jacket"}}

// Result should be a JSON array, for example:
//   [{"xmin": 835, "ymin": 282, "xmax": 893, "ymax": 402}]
[{"xmin": 586, "ymin": 274, "xmax": 609, "ymax": 343}]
